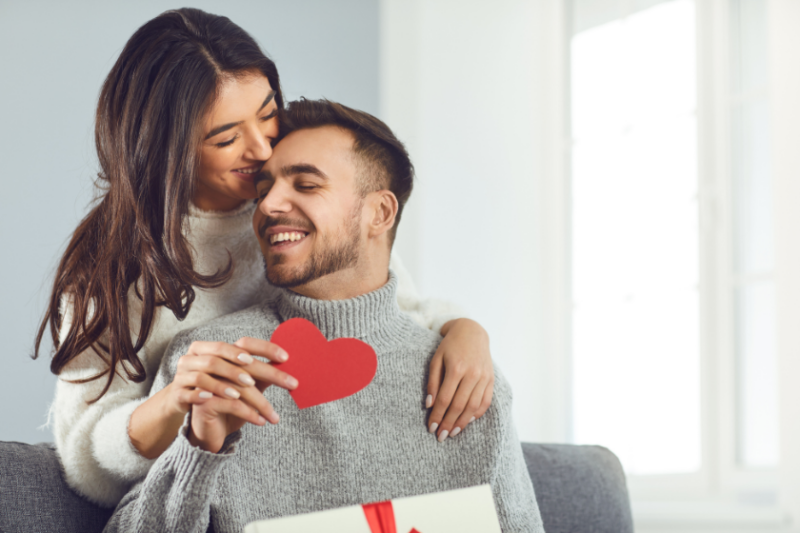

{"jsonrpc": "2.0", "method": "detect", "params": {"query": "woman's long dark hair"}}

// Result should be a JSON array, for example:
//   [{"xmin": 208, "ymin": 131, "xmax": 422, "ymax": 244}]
[{"xmin": 33, "ymin": 8, "xmax": 283, "ymax": 401}]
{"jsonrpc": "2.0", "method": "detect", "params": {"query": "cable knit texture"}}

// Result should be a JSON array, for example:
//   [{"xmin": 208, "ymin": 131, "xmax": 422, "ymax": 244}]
[
  {"xmin": 104, "ymin": 273, "xmax": 543, "ymax": 533},
  {"xmin": 51, "ymin": 202, "xmax": 465, "ymax": 507}
]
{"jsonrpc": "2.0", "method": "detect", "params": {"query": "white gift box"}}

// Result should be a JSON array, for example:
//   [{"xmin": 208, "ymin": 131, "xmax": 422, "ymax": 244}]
[{"xmin": 244, "ymin": 484, "xmax": 502, "ymax": 533}]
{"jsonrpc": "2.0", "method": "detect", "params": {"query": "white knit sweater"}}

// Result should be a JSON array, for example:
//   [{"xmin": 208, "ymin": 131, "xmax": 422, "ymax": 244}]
[{"xmin": 51, "ymin": 201, "xmax": 464, "ymax": 507}]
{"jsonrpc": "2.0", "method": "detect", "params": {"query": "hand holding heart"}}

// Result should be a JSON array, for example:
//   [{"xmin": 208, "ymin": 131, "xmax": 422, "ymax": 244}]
[
  {"xmin": 171, "ymin": 337, "xmax": 297, "ymax": 453},
  {"xmin": 182, "ymin": 319, "xmax": 377, "ymax": 453}
]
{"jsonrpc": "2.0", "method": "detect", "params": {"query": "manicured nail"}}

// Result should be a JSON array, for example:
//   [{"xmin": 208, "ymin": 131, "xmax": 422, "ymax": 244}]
[
  {"xmin": 451, "ymin": 427, "xmax": 461, "ymax": 437},
  {"xmin": 438, "ymin": 430, "xmax": 449, "ymax": 443},
  {"xmin": 469, "ymin": 416, "xmax": 476, "ymax": 424},
  {"xmin": 429, "ymin": 422, "xmax": 438, "ymax": 434},
  {"xmin": 277, "ymin": 348, "xmax": 289, "ymax": 362},
  {"xmin": 286, "ymin": 376, "xmax": 299, "ymax": 388},
  {"xmin": 268, "ymin": 411, "xmax": 280, "ymax": 424},
  {"xmin": 225, "ymin": 387, "xmax": 240, "ymax": 399},
  {"xmin": 257, "ymin": 415, "xmax": 267, "ymax": 425},
  {"xmin": 199, "ymin": 391, "xmax": 213, "ymax": 399},
  {"xmin": 237, "ymin": 353, "xmax": 254, "ymax": 365},
  {"xmin": 425, "ymin": 394, "xmax": 433, "ymax": 408},
  {"xmin": 239, "ymin": 373, "xmax": 256, "ymax": 386}
]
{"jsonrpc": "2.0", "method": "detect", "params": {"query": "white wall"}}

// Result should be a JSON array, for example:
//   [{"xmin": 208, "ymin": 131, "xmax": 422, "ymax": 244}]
[
  {"xmin": 0, "ymin": 0, "xmax": 379, "ymax": 444},
  {"xmin": 380, "ymin": 0, "xmax": 570, "ymax": 442},
  {"xmin": 769, "ymin": 0, "xmax": 800, "ymax": 528}
]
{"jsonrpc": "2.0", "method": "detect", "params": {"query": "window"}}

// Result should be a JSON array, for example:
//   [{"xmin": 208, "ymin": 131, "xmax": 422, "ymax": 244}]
[
  {"xmin": 570, "ymin": 0, "xmax": 701, "ymax": 477},
  {"xmin": 728, "ymin": 0, "xmax": 777, "ymax": 470},
  {"xmin": 568, "ymin": 0, "xmax": 781, "ymax": 527}
]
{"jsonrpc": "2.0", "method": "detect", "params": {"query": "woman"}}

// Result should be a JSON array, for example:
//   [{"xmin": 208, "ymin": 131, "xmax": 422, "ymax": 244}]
[{"xmin": 35, "ymin": 8, "xmax": 494, "ymax": 507}]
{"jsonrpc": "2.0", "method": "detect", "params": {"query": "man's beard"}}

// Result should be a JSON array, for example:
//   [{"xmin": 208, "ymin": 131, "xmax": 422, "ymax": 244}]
[{"xmin": 262, "ymin": 208, "xmax": 362, "ymax": 289}]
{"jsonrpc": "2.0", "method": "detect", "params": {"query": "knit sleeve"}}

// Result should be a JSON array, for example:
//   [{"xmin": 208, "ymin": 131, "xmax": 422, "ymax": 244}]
[
  {"xmin": 390, "ymin": 252, "xmax": 467, "ymax": 334},
  {"xmin": 50, "ymin": 298, "xmax": 157, "ymax": 508},
  {"xmin": 487, "ymin": 368, "xmax": 546, "ymax": 533},
  {"xmin": 103, "ymin": 419, "xmax": 240, "ymax": 533}
]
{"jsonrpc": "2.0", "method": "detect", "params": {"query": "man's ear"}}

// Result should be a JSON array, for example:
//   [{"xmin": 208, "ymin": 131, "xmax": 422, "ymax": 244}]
[{"xmin": 366, "ymin": 190, "xmax": 399, "ymax": 239}]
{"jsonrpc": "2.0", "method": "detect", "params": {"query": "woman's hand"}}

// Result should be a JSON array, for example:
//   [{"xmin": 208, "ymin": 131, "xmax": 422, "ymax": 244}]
[
  {"xmin": 426, "ymin": 319, "xmax": 494, "ymax": 442},
  {"xmin": 129, "ymin": 337, "xmax": 297, "ymax": 457}
]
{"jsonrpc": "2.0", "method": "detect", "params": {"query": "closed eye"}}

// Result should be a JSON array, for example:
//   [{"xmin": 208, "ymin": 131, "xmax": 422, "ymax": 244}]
[
  {"xmin": 215, "ymin": 136, "xmax": 238, "ymax": 148},
  {"xmin": 260, "ymin": 109, "xmax": 278, "ymax": 122},
  {"xmin": 256, "ymin": 182, "xmax": 274, "ymax": 198}
]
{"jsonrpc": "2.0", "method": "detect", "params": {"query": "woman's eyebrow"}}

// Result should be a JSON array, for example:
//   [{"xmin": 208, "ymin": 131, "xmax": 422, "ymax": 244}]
[
  {"xmin": 205, "ymin": 121, "xmax": 241, "ymax": 140},
  {"xmin": 204, "ymin": 90, "xmax": 278, "ymax": 140},
  {"xmin": 259, "ymin": 90, "xmax": 277, "ymax": 112}
]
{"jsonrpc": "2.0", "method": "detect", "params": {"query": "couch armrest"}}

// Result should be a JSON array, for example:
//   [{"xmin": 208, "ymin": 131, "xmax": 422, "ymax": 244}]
[
  {"xmin": 522, "ymin": 442, "xmax": 634, "ymax": 533},
  {"xmin": 0, "ymin": 441, "xmax": 112, "ymax": 533}
]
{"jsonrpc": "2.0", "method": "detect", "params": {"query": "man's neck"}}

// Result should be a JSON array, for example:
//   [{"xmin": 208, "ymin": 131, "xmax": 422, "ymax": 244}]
[{"xmin": 289, "ymin": 259, "xmax": 390, "ymax": 301}]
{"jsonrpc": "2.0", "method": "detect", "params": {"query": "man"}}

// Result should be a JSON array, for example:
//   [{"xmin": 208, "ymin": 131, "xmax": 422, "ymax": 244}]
[{"xmin": 105, "ymin": 100, "xmax": 545, "ymax": 533}]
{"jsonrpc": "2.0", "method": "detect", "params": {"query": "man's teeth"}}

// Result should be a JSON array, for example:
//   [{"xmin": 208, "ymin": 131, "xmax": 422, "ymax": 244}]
[
  {"xmin": 270, "ymin": 232, "xmax": 306, "ymax": 244},
  {"xmin": 236, "ymin": 167, "xmax": 259, "ymax": 174}
]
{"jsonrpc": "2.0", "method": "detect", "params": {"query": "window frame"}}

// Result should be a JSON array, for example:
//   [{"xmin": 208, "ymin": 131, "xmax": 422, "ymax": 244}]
[
  {"xmin": 558, "ymin": 0, "xmax": 789, "ymax": 528},
  {"xmin": 704, "ymin": 0, "xmax": 780, "ymax": 504}
]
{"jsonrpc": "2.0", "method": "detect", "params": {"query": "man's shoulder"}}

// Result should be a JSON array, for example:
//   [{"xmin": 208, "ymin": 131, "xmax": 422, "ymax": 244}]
[{"xmin": 385, "ymin": 311, "xmax": 443, "ymax": 354}]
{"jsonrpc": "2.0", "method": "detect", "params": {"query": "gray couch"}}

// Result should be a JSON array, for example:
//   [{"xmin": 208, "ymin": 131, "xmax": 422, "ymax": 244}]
[{"xmin": 0, "ymin": 441, "xmax": 633, "ymax": 532}]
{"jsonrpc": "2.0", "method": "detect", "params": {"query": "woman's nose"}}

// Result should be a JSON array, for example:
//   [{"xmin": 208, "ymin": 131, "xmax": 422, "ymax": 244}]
[{"xmin": 246, "ymin": 128, "xmax": 273, "ymax": 161}]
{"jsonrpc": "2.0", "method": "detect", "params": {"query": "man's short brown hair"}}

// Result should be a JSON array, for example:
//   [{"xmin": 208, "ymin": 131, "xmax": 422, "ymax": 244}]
[{"xmin": 278, "ymin": 99, "xmax": 414, "ymax": 242}]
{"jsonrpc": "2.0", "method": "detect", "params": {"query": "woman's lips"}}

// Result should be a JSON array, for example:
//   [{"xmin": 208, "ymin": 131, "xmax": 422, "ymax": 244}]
[{"xmin": 232, "ymin": 165, "xmax": 262, "ymax": 183}]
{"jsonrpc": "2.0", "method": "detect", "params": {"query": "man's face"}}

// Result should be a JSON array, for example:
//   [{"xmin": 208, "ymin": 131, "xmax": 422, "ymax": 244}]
[{"xmin": 253, "ymin": 126, "xmax": 366, "ymax": 288}]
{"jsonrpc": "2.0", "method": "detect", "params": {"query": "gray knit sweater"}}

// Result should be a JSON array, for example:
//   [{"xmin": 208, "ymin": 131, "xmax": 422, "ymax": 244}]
[{"xmin": 103, "ymin": 273, "xmax": 545, "ymax": 533}]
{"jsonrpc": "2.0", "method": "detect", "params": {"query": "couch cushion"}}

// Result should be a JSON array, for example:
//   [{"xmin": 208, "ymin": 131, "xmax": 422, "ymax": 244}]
[
  {"xmin": 0, "ymin": 441, "xmax": 111, "ymax": 533},
  {"xmin": 523, "ymin": 443, "xmax": 634, "ymax": 533},
  {"xmin": 0, "ymin": 440, "xmax": 633, "ymax": 533}
]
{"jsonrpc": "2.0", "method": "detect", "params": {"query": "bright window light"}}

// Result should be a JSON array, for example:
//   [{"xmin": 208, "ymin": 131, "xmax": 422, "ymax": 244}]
[
  {"xmin": 729, "ymin": 0, "xmax": 778, "ymax": 469},
  {"xmin": 570, "ymin": 0, "xmax": 701, "ymax": 475}
]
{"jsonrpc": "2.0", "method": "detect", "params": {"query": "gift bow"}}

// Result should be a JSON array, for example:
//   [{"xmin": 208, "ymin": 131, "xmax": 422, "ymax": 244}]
[{"xmin": 362, "ymin": 501, "xmax": 421, "ymax": 533}]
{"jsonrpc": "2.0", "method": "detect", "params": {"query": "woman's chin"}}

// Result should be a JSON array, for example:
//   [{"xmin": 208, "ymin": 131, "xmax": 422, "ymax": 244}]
[{"xmin": 235, "ymin": 182, "xmax": 258, "ymax": 200}]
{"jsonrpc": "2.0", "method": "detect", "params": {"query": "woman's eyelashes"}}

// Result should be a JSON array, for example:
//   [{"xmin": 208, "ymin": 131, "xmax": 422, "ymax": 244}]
[
  {"xmin": 260, "ymin": 109, "xmax": 278, "ymax": 122},
  {"xmin": 215, "ymin": 136, "xmax": 238, "ymax": 148},
  {"xmin": 214, "ymin": 111, "xmax": 276, "ymax": 149}
]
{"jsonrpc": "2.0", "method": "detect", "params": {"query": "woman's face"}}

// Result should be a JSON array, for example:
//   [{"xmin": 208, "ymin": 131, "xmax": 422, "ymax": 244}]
[{"xmin": 195, "ymin": 73, "xmax": 279, "ymax": 212}]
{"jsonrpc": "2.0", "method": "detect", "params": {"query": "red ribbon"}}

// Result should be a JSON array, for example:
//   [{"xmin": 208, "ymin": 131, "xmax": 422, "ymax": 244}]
[{"xmin": 362, "ymin": 501, "xmax": 421, "ymax": 533}]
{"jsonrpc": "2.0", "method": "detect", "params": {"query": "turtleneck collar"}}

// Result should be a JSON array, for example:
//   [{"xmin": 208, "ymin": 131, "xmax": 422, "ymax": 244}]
[
  {"xmin": 185, "ymin": 200, "xmax": 257, "ymax": 239},
  {"xmin": 271, "ymin": 271, "xmax": 402, "ymax": 342}
]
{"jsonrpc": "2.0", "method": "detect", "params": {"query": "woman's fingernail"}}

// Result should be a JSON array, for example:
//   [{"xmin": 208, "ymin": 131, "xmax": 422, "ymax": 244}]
[
  {"xmin": 199, "ymin": 391, "xmax": 213, "ymax": 399},
  {"xmin": 451, "ymin": 427, "xmax": 461, "ymax": 437},
  {"xmin": 286, "ymin": 376, "xmax": 299, "ymax": 388},
  {"xmin": 469, "ymin": 416, "xmax": 476, "ymax": 424},
  {"xmin": 239, "ymin": 373, "xmax": 256, "ymax": 386},
  {"xmin": 277, "ymin": 348, "xmax": 289, "ymax": 362},
  {"xmin": 237, "ymin": 353, "xmax": 254, "ymax": 365},
  {"xmin": 269, "ymin": 411, "xmax": 280, "ymax": 424},
  {"xmin": 438, "ymin": 430, "xmax": 449, "ymax": 443},
  {"xmin": 429, "ymin": 422, "xmax": 438, "ymax": 434},
  {"xmin": 258, "ymin": 415, "xmax": 267, "ymax": 425},
  {"xmin": 425, "ymin": 394, "xmax": 433, "ymax": 408},
  {"xmin": 225, "ymin": 387, "xmax": 240, "ymax": 399}
]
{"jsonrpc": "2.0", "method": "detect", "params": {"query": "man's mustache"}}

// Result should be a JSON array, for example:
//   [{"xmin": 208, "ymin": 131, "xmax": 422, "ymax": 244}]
[{"xmin": 258, "ymin": 216, "xmax": 314, "ymax": 240}]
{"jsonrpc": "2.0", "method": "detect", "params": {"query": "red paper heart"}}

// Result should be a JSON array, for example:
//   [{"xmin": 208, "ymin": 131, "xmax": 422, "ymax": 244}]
[{"xmin": 270, "ymin": 318, "xmax": 378, "ymax": 409}]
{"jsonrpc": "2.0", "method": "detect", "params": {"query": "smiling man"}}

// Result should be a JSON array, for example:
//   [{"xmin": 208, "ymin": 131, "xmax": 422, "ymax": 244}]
[
  {"xmin": 253, "ymin": 106, "xmax": 409, "ymax": 301},
  {"xmin": 104, "ymin": 100, "xmax": 545, "ymax": 533}
]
